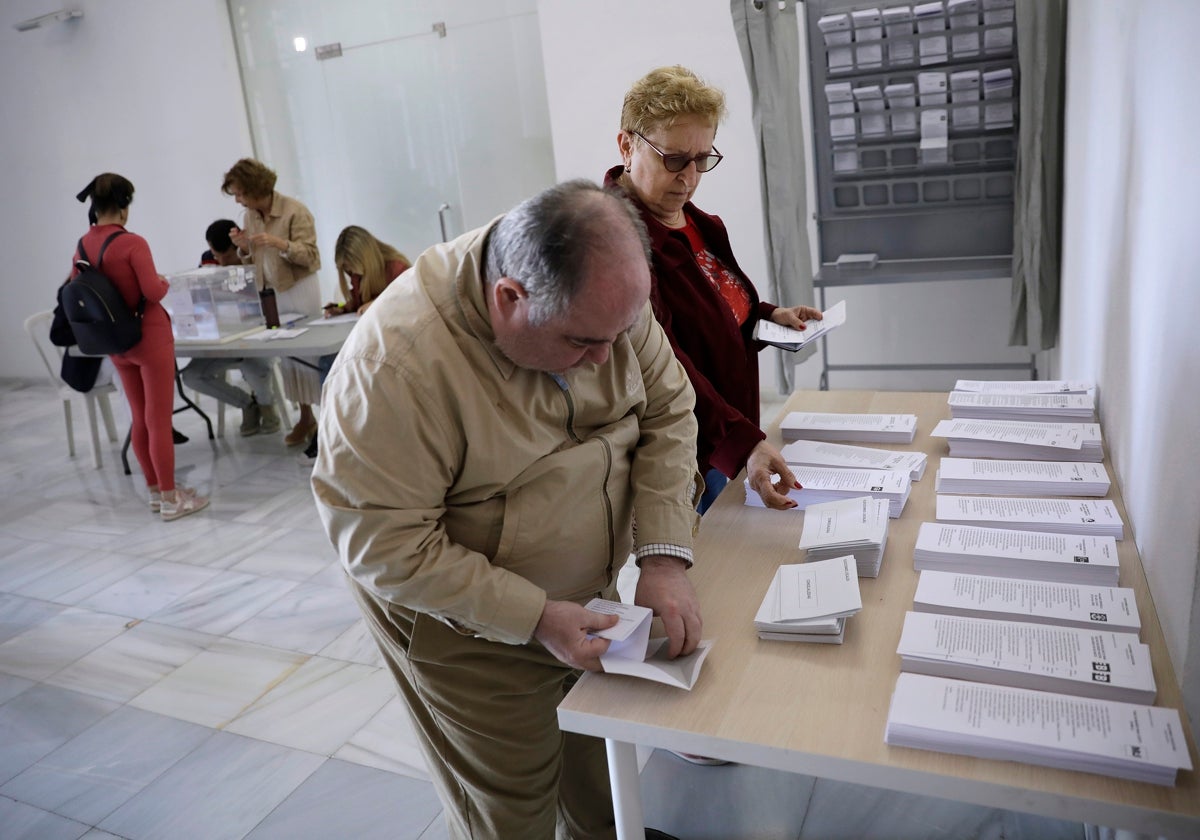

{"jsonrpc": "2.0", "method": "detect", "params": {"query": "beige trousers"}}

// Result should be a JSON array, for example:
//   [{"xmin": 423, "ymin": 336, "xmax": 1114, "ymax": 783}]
[{"xmin": 347, "ymin": 576, "xmax": 616, "ymax": 840}]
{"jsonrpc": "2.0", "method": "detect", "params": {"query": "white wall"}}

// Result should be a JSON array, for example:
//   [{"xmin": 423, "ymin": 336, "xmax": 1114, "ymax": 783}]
[
  {"xmin": 1, "ymin": 0, "xmax": 252, "ymax": 380},
  {"xmin": 1059, "ymin": 0, "xmax": 1200, "ymax": 724}
]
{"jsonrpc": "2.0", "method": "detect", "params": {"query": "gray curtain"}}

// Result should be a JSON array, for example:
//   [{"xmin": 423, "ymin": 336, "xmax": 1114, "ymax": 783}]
[
  {"xmin": 732, "ymin": 0, "xmax": 816, "ymax": 394},
  {"xmin": 1009, "ymin": 0, "xmax": 1067, "ymax": 351}
]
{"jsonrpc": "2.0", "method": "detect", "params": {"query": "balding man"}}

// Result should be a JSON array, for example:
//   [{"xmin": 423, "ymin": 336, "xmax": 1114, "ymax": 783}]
[{"xmin": 313, "ymin": 180, "xmax": 702, "ymax": 839}]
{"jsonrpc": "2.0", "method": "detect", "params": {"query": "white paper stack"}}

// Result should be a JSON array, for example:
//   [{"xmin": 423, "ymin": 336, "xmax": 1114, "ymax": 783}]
[
  {"xmin": 954, "ymin": 379, "xmax": 1095, "ymax": 396},
  {"xmin": 948, "ymin": 391, "xmax": 1096, "ymax": 423},
  {"xmin": 745, "ymin": 466, "xmax": 911, "ymax": 518},
  {"xmin": 935, "ymin": 458, "xmax": 1110, "ymax": 497},
  {"xmin": 886, "ymin": 673, "xmax": 1192, "ymax": 786},
  {"xmin": 754, "ymin": 556, "xmax": 862, "ymax": 643},
  {"xmin": 781, "ymin": 439, "xmax": 927, "ymax": 480},
  {"xmin": 752, "ymin": 300, "xmax": 846, "ymax": 352},
  {"xmin": 931, "ymin": 419, "xmax": 1104, "ymax": 462},
  {"xmin": 913, "ymin": 522, "xmax": 1120, "ymax": 585},
  {"xmin": 780, "ymin": 411, "xmax": 918, "ymax": 444},
  {"xmin": 799, "ymin": 497, "xmax": 890, "ymax": 577},
  {"xmin": 912, "ymin": 570, "xmax": 1141, "ymax": 633},
  {"xmin": 935, "ymin": 495, "xmax": 1124, "ymax": 540},
  {"xmin": 896, "ymin": 611, "xmax": 1156, "ymax": 704}
]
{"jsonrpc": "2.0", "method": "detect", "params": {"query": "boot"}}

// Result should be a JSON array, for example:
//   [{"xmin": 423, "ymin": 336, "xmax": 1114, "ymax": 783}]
[
  {"xmin": 258, "ymin": 404, "xmax": 281, "ymax": 434},
  {"xmin": 239, "ymin": 398, "xmax": 261, "ymax": 437}
]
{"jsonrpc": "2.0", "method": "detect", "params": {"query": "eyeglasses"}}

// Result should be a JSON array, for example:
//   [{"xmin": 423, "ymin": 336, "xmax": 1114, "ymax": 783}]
[{"xmin": 632, "ymin": 131, "xmax": 724, "ymax": 173}]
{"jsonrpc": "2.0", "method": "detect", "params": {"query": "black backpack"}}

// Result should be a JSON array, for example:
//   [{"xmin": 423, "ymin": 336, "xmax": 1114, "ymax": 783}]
[{"xmin": 60, "ymin": 231, "xmax": 144, "ymax": 355}]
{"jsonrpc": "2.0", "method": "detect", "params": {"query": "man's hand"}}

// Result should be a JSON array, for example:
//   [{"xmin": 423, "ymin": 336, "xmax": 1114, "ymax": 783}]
[
  {"xmin": 769, "ymin": 305, "xmax": 823, "ymax": 330},
  {"xmin": 746, "ymin": 440, "xmax": 800, "ymax": 510},
  {"xmin": 635, "ymin": 555, "xmax": 703, "ymax": 658},
  {"xmin": 533, "ymin": 600, "xmax": 619, "ymax": 671}
]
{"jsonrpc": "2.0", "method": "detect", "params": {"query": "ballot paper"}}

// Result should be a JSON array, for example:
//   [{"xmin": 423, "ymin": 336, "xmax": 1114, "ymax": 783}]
[
  {"xmin": 885, "ymin": 673, "xmax": 1192, "ymax": 786},
  {"xmin": 913, "ymin": 522, "xmax": 1120, "ymax": 585},
  {"xmin": 752, "ymin": 300, "xmax": 846, "ymax": 352},
  {"xmin": 931, "ymin": 419, "xmax": 1104, "ymax": 462},
  {"xmin": 244, "ymin": 327, "xmax": 308, "ymax": 341},
  {"xmin": 935, "ymin": 495, "xmax": 1124, "ymax": 539},
  {"xmin": 912, "ymin": 570, "xmax": 1141, "ymax": 633},
  {"xmin": 745, "ymin": 466, "xmax": 911, "ymax": 518},
  {"xmin": 896, "ymin": 611, "xmax": 1156, "ymax": 704},
  {"xmin": 798, "ymin": 496, "xmax": 891, "ymax": 577},
  {"xmin": 781, "ymin": 439, "xmax": 927, "ymax": 480},
  {"xmin": 753, "ymin": 557, "xmax": 861, "ymax": 643},
  {"xmin": 954, "ymin": 379, "xmax": 1095, "ymax": 395},
  {"xmin": 780, "ymin": 412, "xmax": 917, "ymax": 444},
  {"xmin": 587, "ymin": 599, "xmax": 713, "ymax": 690},
  {"xmin": 935, "ymin": 458, "xmax": 1111, "ymax": 497},
  {"xmin": 949, "ymin": 391, "xmax": 1096, "ymax": 422}
]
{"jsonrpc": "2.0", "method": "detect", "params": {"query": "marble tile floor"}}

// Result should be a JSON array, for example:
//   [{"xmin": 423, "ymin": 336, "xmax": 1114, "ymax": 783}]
[{"xmin": 0, "ymin": 380, "xmax": 1089, "ymax": 840}]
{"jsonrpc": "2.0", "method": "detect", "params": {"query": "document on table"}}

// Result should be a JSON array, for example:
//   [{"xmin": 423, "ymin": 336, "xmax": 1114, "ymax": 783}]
[
  {"xmin": 948, "ymin": 391, "xmax": 1096, "ymax": 422},
  {"xmin": 752, "ymin": 558, "xmax": 860, "ymax": 643},
  {"xmin": 781, "ymin": 439, "xmax": 928, "ymax": 480},
  {"xmin": 935, "ymin": 495, "xmax": 1124, "ymax": 539},
  {"xmin": 752, "ymin": 300, "xmax": 846, "ymax": 351},
  {"xmin": 913, "ymin": 522, "xmax": 1121, "ymax": 585},
  {"xmin": 932, "ymin": 419, "xmax": 1084, "ymax": 449},
  {"xmin": 954, "ymin": 379, "xmax": 1094, "ymax": 395},
  {"xmin": 746, "ymin": 466, "xmax": 911, "ymax": 517},
  {"xmin": 780, "ymin": 411, "xmax": 918, "ymax": 444},
  {"xmin": 798, "ymin": 496, "xmax": 889, "ymax": 552},
  {"xmin": 305, "ymin": 312, "xmax": 360, "ymax": 326},
  {"xmin": 588, "ymin": 599, "xmax": 713, "ymax": 690},
  {"xmin": 935, "ymin": 458, "xmax": 1110, "ymax": 497},
  {"xmin": 245, "ymin": 327, "xmax": 308, "ymax": 341}
]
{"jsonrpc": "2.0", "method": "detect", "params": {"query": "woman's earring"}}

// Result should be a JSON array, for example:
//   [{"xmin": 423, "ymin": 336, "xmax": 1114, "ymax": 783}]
[{"xmin": 623, "ymin": 162, "xmax": 631, "ymax": 173}]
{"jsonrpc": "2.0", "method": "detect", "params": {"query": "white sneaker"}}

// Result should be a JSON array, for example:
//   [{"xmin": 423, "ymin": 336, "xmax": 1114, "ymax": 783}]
[
  {"xmin": 149, "ymin": 489, "xmax": 162, "ymax": 512},
  {"xmin": 160, "ymin": 487, "xmax": 210, "ymax": 522}
]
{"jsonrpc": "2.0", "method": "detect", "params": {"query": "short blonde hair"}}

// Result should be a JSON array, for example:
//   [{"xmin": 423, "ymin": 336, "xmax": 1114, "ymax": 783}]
[
  {"xmin": 620, "ymin": 65, "xmax": 727, "ymax": 136},
  {"xmin": 221, "ymin": 158, "xmax": 276, "ymax": 199},
  {"xmin": 334, "ymin": 225, "xmax": 410, "ymax": 305}
]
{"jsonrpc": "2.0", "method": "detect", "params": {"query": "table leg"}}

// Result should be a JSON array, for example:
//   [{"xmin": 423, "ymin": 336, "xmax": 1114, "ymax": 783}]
[{"xmin": 605, "ymin": 738, "xmax": 644, "ymax": 840}]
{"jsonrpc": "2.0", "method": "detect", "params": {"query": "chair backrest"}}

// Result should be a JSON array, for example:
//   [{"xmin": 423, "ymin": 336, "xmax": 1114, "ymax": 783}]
[{"xmin": 24, "ymin": 310, "xmax": 67, "ymax": 390}]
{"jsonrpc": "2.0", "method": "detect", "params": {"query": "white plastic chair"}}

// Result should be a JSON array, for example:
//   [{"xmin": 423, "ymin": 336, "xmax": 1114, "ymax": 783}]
[{"xmin": 24, "ymin": 310, "xmax": 119, "ymax": 469}]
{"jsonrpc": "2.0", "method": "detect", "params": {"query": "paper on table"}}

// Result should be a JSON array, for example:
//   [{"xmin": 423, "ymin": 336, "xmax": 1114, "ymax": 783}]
[
  {"xmin": 931, "ymin": 419, "xmax": 1085, "ymax": 450},
  {"xmin": 588, "ymin": 598, "xmax": 712, "ymax": 690},
  {"xmin": 782, "ymin": 439, "xmax": 927, "ymax": 481},
  {"xmin": 244, "ymin": 327, "xmax": 308, "ymax": 341},
  {"xmin": 954, "ymin": 379, "xmax": 1094, "ymax": 395},
  {"xmin": 776, "ymin": 557, "xmax": 863, "ymax": 621},
  {"xmin": 752, "ymin": 300, "xmax": 846, "ymax": 352},
  {"xmin": 935, "ymin": 495, "xmax": 1124, "ymax": 539},
  {"xmin": 305, "ymin": 312, "xmax": 360, "ymax": 326},
  {"xmin": 798, "ymin": 496, "xmax": 889, "ymax": 550}
]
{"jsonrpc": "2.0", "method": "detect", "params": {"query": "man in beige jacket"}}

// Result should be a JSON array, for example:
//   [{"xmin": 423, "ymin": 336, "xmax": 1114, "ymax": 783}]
[{"xmin": 313, "ymin": 180, "xmax": 702, "ymax": 839}]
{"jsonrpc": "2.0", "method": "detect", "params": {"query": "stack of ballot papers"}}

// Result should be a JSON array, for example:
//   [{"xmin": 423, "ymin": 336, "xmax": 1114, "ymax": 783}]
[
  {"xmin": 745, "ymin": 466, "xmax": 911, "ymax": 518},
  {"xmin": 754, "ymin": 556, "xmax": 862, "ymax": 643},
  {"xmin": 587, "ymin": 599, "xmax": 713, "ymax": 690},
  {"xmin": 885, "ymin": 673, "xmax": 1192, "ymax": 786},
  {"xmin": 931, "ymin": 419, "xmax": 1104, "ymax": 462},
  {"xmin": 948, "ymin": 391, "xmax": 1096, "ymax": 423},
  {"xmin": 912, "ymin": 570, "xmax": 1141, "ymax": 633},
  {"xmin": 953, "ymin": 379, "xmax": 1095, "ymax": 396},
  {"xmin": 752, "ymin": 300, "xmax": 846, "ymax": 351},
  {"xmin": 780, "ymin": 412, "xmax": 917, "ymax": 444},
  {"xmin": 936, "ymin": 495, "xmax": 1124, "ymax": 540},
  {"xmin": 781, "ymin": 438, "xmax": 927, "ymax": 480},
  {"xmin": 798, "ymin": 496, "xmax": 890, "ymax": 577},
  {"xmin": 935, "ymin": 458, "xmax": 1110, "ymax": 497},
  {"xmin": 896, "ymin": 611, "xmax": 1157, "ymax": 704},
  {"xmin": 913, "ymin": 522, "xmax": 1120, "ymax": 585}
]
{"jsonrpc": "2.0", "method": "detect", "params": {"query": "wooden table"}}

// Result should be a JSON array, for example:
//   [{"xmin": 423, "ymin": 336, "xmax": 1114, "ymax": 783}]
[{"xmin": 557, "ymin": 390, "xmax": 1200, "ymax": 838}]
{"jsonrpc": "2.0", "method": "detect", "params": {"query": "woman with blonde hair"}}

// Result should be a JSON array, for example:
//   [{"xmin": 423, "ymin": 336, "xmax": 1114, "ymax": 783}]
[
  {"xmin": 322, "ymin": 225, "xmax": 410, "ymax": 318},
  {"xmin": 607, "ymin": 65, "xmax": 823, "ymax": 514}
]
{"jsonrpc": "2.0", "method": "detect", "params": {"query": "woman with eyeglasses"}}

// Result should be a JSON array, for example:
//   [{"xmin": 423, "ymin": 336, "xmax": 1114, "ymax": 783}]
[{"xmin": 607, "ymin": 65, "xmax": 822, "ymax": 514}]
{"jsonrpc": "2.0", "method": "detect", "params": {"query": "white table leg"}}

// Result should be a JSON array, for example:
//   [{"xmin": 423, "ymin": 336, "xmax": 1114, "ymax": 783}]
[{"xmin": 605, "ymin": 738, "xmax": 644, "ymax": 840}]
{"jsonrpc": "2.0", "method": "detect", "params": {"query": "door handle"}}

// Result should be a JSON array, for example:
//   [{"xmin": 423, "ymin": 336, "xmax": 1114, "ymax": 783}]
[{"xmin": 437, "ymin": 203, "xmax": 451, "ymax": 242}]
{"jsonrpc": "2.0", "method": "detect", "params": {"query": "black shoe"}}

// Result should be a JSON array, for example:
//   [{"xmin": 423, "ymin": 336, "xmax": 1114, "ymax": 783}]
[
  {"xmin": 645, "ymin": 830, "xmax": 680, "ymax": 840},
  {"xmin": 303, "ymin": 435, "xmax": 318, "ymax": 459},
  {"xmin": 172, "ymin": 427, "xmax": 189, "ymax": 445}
]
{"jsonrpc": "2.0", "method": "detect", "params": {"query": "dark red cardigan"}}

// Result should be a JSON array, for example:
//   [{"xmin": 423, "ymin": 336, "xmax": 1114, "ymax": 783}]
[{"xmin": 605, "ymin": 165, "xmax": 776, "ymax": 478}]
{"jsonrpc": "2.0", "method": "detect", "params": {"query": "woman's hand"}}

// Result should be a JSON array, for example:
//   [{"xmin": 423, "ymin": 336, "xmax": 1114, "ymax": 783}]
[
  {"xmin": 770, "ymin": 305, "xmax": 823, "ymax": 330},
  {"xmin": 746, "ymin": 440, "xmax": 801, "ymax": 510},
  {"xmin": 229, "ymin": 226, "xmax": 248, "ymax": 250},
  {"xmin": 248, "ymin": 232, "xmax": 288, "ymax": 251},
  {"xmin": 322, "ymin": 302, "xmax": 343, "ymax": 319}
]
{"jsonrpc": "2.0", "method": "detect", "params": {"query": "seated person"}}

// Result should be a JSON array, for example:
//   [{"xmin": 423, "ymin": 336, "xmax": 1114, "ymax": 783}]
[{"xmin": 181, "ymin": 219, "xmax": 281, "ymax": 437}]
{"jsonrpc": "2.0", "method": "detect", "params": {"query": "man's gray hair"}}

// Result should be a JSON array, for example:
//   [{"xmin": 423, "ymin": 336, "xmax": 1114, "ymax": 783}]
[{"xmin": 484, "ymin": 179, "xmax": 650, "ymax": 325}]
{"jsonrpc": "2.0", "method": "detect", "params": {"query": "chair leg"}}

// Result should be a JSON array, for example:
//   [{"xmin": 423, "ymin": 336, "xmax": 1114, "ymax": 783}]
[
  {"xmin": 85, "ymin": 396, "xmax": 104, "ymax": 469},
  {"xmin": 99, "ymin": 394, "xmax": 118, "ymax": 442},
  {"xmin": 273, "ymin": 363, "xmax": 293, "ymax": 429},
  {"xmin": 62, "ymin": 399, "xmax": 76, "ymax": 458}
]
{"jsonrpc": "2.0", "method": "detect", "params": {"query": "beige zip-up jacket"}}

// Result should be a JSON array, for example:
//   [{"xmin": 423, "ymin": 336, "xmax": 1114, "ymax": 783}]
[
  {"xmin": 239, "ymin": 191, "xmax": 320, "ymax": 293},
  {"xmin": 312, "ymin": 221, "xmax": 700, "ymax": 645}
]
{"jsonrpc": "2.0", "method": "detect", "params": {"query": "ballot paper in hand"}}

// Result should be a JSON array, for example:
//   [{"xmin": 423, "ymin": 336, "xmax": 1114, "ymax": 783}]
[
  {"xmin": 752, "ymin": 300, "xmax": 846, "ymax": 351},
  {"xmin": 587, "ymin": 599, "xmax": 713, "ymax": 690}
]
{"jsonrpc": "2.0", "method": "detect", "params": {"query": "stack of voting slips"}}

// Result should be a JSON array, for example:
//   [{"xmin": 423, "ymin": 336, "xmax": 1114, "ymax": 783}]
[
  {"xmin": 948, "ymin": 391, "xmax": 1096, "ymax": 423},
  {"xmin": 913, "ymin": 522, "xmax": 1120, "ymax": 585},
  {"xmin": 912, "ymin": 570, "xmax": 1141, "ymax": 633},
  {"xmin": 896, "ymin": 612, "xmax": 1156, "ymax": 704},
  {"xmin": 935, "ymin": 495, "xmax": 1124, "ymax": 539},
  {"xmin": 780, "ymin": 411, "xmax": 917, "ymax": 444},
  {"xmin": 931, "ymin": 419, "xmax": 1104, "ymax": 462},
  {"xmin": 935, "ymin": 458, "xmax": 1110, "ymax": 497},
  {"xmin": 753, "ymin": 556, "xmax": 862, "ymax": 643},
  {"xmin": 954, "ymin": 378, "xmax": 1095, "ymax": 396},
  {"xmin": 781, "ymin": 438, "xmax": 927, "ymax": 480},
  {"xmin": 885, "ymin": 673, "xmax": 1193, "ymax": 786},
  {"xmin": 745, "ymin": 466, "xmax": 911, "ymax": 518},
  {"xmin": 798, "ymin": 496, "xmax": 890, "ymax": 577}
]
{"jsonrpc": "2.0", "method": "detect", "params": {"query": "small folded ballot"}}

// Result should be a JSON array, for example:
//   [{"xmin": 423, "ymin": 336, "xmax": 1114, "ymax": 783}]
[
  {"xmin": 780, "ymin": 411, "xmax": 917, "ymax": 444},
  {"xmin": 587, "ymin": 599, "xmax": 713, "ymax": 690},
  {"xmin": 930, "ymin": 418, "xmax": 1104, "ymax": 462},
  {"xmin": 798, "ymin": 496, "xmax": 890, "ymax": 577},
  {"xmin": 781, "ymin": 438, "xmax": 927, "ymax": 481},
  {"xmin": 752, "ymin": 300, "xmax": 846, "ymax": 352},
  {"xmin": 745, "ymin": 466, "xmax": 911, "ymax": 518},
  {"xmin": 754, "ymin": 557, "xmax": 862, "ymax": 643}
]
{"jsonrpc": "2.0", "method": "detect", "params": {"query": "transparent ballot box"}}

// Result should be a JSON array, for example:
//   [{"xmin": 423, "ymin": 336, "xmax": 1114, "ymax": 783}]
[{"xmin": 163, "ymin": 265, "xmax": 264, "ymax": 342}]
